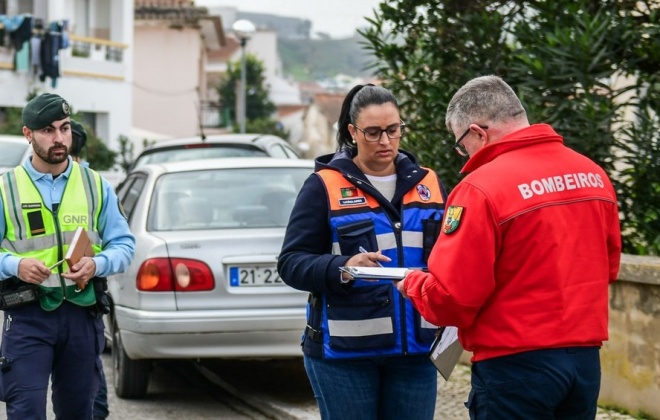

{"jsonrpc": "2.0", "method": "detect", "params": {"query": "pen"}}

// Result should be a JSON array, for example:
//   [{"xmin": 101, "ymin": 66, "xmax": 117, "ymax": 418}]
[
  {"xmin": 359, "ymin": 246, "xmax": 383, "ymax": 267},
  {"xmin": 48, "ymin": 259, "xmax": 65, "ymax": 270}
]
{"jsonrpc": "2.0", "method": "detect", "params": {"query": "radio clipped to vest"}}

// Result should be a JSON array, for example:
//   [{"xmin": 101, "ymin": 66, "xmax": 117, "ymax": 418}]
[{"xmin": 0, "ymin": 284, "xmax": 39, "ymax": 309}]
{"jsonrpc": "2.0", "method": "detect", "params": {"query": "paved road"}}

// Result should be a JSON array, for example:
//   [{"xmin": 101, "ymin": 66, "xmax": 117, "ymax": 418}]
[
  {"xmin": 0, "ymin": 351, "xmax": 639, "ymax": 419},
  {"xmin": 198, "ymin": 357, "xmax": 638, "ymax": 420},
  {"xmin": 0, "ymin": 352, "xmax": 265, "ymax": 420}
]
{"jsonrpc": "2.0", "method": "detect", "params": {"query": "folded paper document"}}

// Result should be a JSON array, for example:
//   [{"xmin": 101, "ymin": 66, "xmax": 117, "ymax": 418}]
[
  {"xmin": 339, "ymin": 266, "xmax": 409, "ymax": 280},
  {"xmin": 429, "ymin": 326, "xmax": 463, "ymax": 381}
]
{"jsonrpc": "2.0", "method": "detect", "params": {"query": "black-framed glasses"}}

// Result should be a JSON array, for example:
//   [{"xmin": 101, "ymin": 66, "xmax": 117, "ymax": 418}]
[
  {"xmin": 453, "ymin": 124, "xmax": 488, "ymax": 157},
  {"xmin": 353, "ymin": 122, "xmax": 406, "ymax": 143}
]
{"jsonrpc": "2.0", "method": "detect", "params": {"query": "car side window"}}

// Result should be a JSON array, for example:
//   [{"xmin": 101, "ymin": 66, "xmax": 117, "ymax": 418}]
[
  {"xmin": 282, "ymin": 144, "xmax": 300, "ymax": 159},
  {"xmin": 0, "ymin": 142, "xmax": 30, "ymax": 167},
  {"xmin": 266, "ymin": 144, "xmax": 289, "ymax": 158},
  {"xmin": 119, "ymin": 175, "xmax": 147, "ymax": 222}
]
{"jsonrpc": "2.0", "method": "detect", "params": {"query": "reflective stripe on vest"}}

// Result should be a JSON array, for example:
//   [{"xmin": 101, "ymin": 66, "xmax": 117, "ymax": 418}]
[
  {"xmin": 328, "ymin": 317, "xmax": 394, "ymax": 337},
  {"xmin": 314, "ymin": 169, "xmax": 445, "ymax": 359},
  {"xmin": 0, "ymin": 163, "xmax": 103, "ymax": 310}
]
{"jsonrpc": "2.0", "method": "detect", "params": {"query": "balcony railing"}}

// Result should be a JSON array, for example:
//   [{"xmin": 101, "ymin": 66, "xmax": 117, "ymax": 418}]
[
  {"xmin": 63, "ymin": 34, "xmax": 129, "ymax": 81},
  {"xmin": 69, "ymin": 34, "xmax": 127, "ymax": 63},
  {"xmin": 0, "ymin": 34, "xmax": 129, "ymax": 81}
]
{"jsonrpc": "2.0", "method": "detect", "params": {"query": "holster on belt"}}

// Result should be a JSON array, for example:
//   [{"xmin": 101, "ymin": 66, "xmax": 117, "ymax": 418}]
[{"xmin": 89, "ymin": 276, "xmax": 111, "ymax": 319}]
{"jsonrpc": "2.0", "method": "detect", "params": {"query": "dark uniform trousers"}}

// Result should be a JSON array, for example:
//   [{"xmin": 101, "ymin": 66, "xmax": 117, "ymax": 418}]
[
  {"xmin": 0, "ymin": 300, "xmax": 104, "ymax": 419},
  {"xmin": 466, "ymin": 346, "xmax": 601, "ymax": 419}
]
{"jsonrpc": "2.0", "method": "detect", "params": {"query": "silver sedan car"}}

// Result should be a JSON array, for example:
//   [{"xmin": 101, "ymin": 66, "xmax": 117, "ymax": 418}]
[
  {"xmin": 108, "ymin": 158, "xmax": 313, "ymax": 398},
  {"xmin": 0, "ymin": 135, "xmax": 31, "ymax": 174}
]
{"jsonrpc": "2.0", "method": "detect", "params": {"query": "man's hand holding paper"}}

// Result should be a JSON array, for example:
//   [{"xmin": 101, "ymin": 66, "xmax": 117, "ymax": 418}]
[{"xmin": 394, "ymin": 271, "xmax": 413, "ymax": 298}]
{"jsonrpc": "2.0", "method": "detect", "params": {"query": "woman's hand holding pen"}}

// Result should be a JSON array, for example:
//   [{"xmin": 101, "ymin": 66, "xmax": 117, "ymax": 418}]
[
  {"xmin": 355, "ymin": 247, "xmax": 391, "ymax": 267},
  {"xmin": 341, "ymin": 248, "xmax": 392, "ymax": 282}
]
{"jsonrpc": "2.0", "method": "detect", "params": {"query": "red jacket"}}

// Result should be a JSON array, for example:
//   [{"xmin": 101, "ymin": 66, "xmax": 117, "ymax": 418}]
[{"xmin": 404, "ymin": 124, "xmax": 621, "ymax": 362}]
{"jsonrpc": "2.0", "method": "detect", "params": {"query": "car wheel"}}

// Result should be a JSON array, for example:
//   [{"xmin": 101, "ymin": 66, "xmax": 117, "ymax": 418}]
[{"xmin": 112, "ymin": 319, "xmax": 151, "ymax": 399}]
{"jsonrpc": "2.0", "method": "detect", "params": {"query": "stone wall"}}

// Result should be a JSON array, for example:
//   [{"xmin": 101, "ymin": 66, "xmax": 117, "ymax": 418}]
[{"xmin": 600, "ymin": 254, "xmax": 660, "ymax": 419}]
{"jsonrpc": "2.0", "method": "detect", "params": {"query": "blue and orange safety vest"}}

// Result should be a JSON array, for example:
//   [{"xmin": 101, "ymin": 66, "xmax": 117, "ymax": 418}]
[{"xmin": 307, "ymin": 168, "xmax": 445, "ymax": 359}]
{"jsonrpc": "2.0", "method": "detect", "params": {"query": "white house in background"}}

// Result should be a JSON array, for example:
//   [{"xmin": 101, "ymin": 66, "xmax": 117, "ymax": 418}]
[
  {"xmin": 299, "ymin": 92, "xmax": 346, "ymax": 159},
  {"xmin": 0, "ymin": 0, "xmax": 133, "ymax": 152},
  {"xmin": 132, "ymin": 0, "xmax": 224, "ymax": 142}
]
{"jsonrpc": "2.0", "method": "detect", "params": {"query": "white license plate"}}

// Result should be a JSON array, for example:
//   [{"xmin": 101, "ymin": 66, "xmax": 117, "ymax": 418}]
[{"xmin": 228, "ymin": 266, "xmax": 283, "ymax": 287}]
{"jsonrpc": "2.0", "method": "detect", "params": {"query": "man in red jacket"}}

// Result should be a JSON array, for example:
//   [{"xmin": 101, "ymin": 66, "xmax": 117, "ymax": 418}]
[{"xmin": 396, "ymin": 75, "xmax": 621, "ymax": 419}]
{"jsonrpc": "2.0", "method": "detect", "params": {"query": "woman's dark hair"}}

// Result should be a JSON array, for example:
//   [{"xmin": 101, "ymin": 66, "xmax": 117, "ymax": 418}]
[{"xmin": 336, "ymin": 84, "xmax": 399, "ymax": 151}]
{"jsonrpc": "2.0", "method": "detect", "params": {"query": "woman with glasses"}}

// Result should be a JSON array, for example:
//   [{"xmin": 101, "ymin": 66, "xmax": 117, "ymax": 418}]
[{"xmin": 278, "ymin": 84, "xmax": 448, "ymax": 420}]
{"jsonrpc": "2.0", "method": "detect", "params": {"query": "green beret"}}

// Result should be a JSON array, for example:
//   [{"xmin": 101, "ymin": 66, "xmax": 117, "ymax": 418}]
[
  {"xmin": 22, "ymin": 93, "xmax": 71, "ymax": 130},
  {"xmin": 69, "ymin": 120, "xmax": 87, "ymax": 156}
]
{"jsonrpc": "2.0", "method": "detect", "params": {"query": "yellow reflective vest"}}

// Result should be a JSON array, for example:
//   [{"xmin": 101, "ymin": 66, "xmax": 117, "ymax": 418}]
[{"xmin": 1, "ymin": 162, "xmax": 103, "ymax": 310}]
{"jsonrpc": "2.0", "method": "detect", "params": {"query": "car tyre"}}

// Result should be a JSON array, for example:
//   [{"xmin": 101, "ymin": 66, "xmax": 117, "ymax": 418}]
[{"xmin": 112, "ymin": 319, "xmax": 151, "ymax": 399}]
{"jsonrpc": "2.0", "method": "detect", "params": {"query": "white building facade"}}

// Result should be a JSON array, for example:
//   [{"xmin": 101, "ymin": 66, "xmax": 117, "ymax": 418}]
[{"xmin": 0, "ymin": 0, "xmax": 134, "ymax": 152}]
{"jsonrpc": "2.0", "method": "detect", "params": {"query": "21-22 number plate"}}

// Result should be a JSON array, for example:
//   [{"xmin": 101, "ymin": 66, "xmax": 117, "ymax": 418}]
[{"xmin": 229, "ymin": 266, "xmax": 283, "ymax": 287}]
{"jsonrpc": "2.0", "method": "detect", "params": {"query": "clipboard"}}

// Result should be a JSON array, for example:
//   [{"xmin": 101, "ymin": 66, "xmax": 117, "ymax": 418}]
[
  {"xmin": 339, "ymin": 266, "xmax": 408, "ymax": 280},
  {"xmin": 429, "ymin": 326, "xmax": 464, "ymax": 380}
]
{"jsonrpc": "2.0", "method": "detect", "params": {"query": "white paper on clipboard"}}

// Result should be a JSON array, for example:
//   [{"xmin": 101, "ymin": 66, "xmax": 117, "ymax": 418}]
[{"xmin": 339, "ymin": 266, "xmax": 408, "ymax": 280}]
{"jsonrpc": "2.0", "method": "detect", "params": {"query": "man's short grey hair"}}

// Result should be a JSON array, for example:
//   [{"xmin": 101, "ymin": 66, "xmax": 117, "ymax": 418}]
[{"xmin": 445, "ymin": 75, "xmax": 527, "ymax": 132}]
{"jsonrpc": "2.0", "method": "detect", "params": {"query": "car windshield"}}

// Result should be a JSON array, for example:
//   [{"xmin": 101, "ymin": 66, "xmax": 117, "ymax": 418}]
[
  {"xmin": 147, "ymin": 167, "xmax": 310, "ymax": 231},
  {"xmin": 0, "ymin": 142, "xmax": 29, "ymax": 167},
  {"xmin": 134, "ymin": 145, "xmax": 269, "ymax": 169}
]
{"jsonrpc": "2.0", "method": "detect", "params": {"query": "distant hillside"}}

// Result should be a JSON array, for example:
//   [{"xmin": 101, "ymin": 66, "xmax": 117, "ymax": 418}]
[{"xmin": 278, "ymin": 35, "xmax": 377, "ymax": 81}]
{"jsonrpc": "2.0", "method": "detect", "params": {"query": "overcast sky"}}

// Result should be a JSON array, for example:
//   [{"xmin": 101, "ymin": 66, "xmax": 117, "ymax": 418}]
[{"xmin": 195, "ymin": 0, "xmax": 384, "ymax": 39}]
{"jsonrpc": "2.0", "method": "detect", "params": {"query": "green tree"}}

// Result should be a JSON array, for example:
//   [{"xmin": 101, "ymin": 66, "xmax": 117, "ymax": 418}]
[
  {"xmin": 118, "ymin": 134, "xmax": 134, "ymax": 174},
  {"xmin": 360, "ymin": 1, "xmax": 519, "ymax": 190},
  {"xmin": 508, "ymin": 0, "xmax": 660, "ymax": 255},
  {"xmin": 0, "ymin": 89, "xmax": 39, "ymax": 135},
  {"xmin": 216, "ymin": 54, "xmax": 277, "ymax": 128},
  {"xmin": 360, "ymin": 0, "xmax": 659, "ymax": 255},
  {"xmin": 0, "ymin": 107, "xmax": 25, "ymax": 135},
  {"xmin": 64, "ymin": 117, "xmax": 117, "ymax": 170}
]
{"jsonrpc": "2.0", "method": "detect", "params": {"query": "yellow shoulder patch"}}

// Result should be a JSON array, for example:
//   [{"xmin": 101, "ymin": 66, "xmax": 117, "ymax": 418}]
[{"xmin": 442, "ymin": 206, "xmax": 464, "ymax": 234}]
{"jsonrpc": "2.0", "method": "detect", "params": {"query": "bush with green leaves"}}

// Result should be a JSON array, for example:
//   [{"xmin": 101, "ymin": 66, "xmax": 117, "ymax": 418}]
[
  {"xmin": 360, "ymin": 0, "xmax": 659, "ymax": 255},
  {"xmin": 239, "ymin": 117, "xmax": 290, "ymax": 139}
]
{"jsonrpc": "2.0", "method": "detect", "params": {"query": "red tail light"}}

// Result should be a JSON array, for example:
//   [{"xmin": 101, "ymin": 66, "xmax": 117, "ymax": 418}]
[{"xmin": 137, "ymin": 258, "xmax": 215, "ymax": 291}]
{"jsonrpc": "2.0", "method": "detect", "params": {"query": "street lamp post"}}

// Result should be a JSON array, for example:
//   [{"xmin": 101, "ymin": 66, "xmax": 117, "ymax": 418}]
[{"xmin": 231, "ymin": 19, "xmax": 256, "ymax": 134}]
